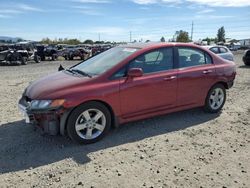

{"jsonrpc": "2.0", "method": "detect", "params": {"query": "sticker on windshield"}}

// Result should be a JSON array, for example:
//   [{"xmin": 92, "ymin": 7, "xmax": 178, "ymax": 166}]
[{"xmin": 123, "ymin": 48, "xmax": 137, "ymax": 53}]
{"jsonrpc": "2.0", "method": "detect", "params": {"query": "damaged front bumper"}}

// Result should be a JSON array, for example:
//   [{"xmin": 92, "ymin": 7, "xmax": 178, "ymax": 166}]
[{"xmin": 18, "ymin": 97, "xmax": 66, "ymax": 135}]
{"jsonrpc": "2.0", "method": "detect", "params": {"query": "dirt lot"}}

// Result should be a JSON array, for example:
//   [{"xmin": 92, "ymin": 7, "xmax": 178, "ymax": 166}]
[{"xmin": 0, "ymin": 52, "xmax": 249, "ymax": 188}]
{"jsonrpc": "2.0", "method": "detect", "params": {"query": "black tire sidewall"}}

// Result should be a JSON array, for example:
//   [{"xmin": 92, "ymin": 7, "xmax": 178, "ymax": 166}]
[
  {"xmin": 244, "ymin": 61, "xmax": 250, "ymax": 66},
  {"xmin": 67, "ymin": 102, "xmax": 111, "ymax": 144},
  {"xmin": 52, "ymin": 54, "xmax": 57, "ymax": 61},
  {"xmin": 34, "ymin": 55, "xmax": 41, "ymax": 63},
  {"xmin": 21, "ymin": 55, "xmax": 27, "ymax": 65},
  {"xmin": 204, "ymin": 84, "xmax": 226, "ymax": 113}
]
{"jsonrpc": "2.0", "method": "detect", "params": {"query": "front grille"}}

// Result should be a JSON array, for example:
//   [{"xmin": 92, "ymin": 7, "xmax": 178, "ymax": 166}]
[
  {"xmin": 19, "ymin": 96, "xmax": 31, "ymax": 108},
  {"xmin": 25, "ymin": 96, "xmax": 32, "ymax": 102}
]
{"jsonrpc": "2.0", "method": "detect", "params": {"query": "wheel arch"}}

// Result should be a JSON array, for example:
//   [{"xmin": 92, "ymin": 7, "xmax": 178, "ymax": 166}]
[
  {"xmin": 213, "ymin": 81, "xmax": 229, "ymax": 89},
  {"xmin": 204, "ymin": 82, "xmax": 227, "ymax": 113},
  {"xmin": 204, "ymin": 81, "xmax": 228, "ymax": 105},
  {"xmin": 60, "ymin": 99, "xmax": 118, "ymax": 136}
]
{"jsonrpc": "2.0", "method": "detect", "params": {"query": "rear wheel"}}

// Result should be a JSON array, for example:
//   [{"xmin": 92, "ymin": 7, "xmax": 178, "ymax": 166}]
[
  {"xmin": 34, "ymin": 55, "xmax": 41, "ymax": 63},
  {"xmin": 204, "ymin": 84, "xmax": 226, "ymax": 113},
  {"xmin": 52, "ymin": 54, "xmax": 57, "ymax": 61},
  {"xmin": 21, "ymin": 56, "xmax": 28, "ymax": 65},
  {"xmin": 67, "ymin": 102, "xmax": 111, "ymax": 144}
]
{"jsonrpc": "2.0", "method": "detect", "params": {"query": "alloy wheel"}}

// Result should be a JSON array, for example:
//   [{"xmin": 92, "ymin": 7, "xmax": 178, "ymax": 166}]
[
  {"xmin": 75, "ymin": 109, "xmax": 106, "ymax": 140},
  {"xmin": 209, "ymin": 88, "xmax": 225, "ymax": 110}
]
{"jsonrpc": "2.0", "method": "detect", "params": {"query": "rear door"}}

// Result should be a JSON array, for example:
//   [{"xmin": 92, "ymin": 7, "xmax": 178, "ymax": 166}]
[{"xmin": 177, "ymin": 47, "xmax": 216, "ymax": 107}]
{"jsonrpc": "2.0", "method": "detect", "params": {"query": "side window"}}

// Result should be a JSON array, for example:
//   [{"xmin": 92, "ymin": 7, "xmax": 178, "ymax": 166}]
[
  {"xmin": 205, "ymin": 53, "xmax": 212, "ymax": 64},
  {"xmin": 145, "ymin": 51, "xmax": 163, "ymax": 62},
  {"xmin": 219, "ymin": 47, "xmax": 228, "ymax": 53},
  {"xmin": 178, "ymin": 48, "xmax": 211, "ymax": 68},
  {"xmin": 129, "ymin": 48, "xmax": 173, "ymax": 74},
  {"xmin": 210, "ymin": 47, "xmax": 219, "ymax": 54},
  {"xmin": 110, "ymin": 67, "xmax": 127, "ymax": 79}
]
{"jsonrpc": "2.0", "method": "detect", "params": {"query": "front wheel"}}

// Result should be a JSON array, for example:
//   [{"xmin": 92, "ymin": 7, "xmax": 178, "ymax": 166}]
[
  {"xmin": 67, "ymin": 102, "xmax": 111, "ymax": 144},
  {"xmin": 204, "ymin": 84, "xmax": 226, "ymax": 113}
]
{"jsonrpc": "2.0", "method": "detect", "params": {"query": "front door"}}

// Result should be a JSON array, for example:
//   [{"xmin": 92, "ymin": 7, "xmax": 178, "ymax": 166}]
[{"xmin": 119, "ymin": 47, "xmax": 177, "ymax": 118}]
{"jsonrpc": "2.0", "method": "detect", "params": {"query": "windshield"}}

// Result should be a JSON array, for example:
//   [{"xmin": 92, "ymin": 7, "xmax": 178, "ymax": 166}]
[{"xmin": 72, "ymin": 47, "xmax": 138, "ymax": 75}]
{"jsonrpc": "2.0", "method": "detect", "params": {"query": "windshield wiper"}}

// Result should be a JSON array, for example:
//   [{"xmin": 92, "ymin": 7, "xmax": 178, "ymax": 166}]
[
  {"xmin": 65, "ymin": 69, "xmax": 75, "ymax": 74},
  {"xmin": 71, "ymin": 69, "xmax": 92, "ymax": 78}
]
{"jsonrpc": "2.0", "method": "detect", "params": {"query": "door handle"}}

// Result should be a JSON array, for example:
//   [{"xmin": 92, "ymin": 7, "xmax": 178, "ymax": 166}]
[
  {"xmin": 203, "ymin": 70, "xmax": 213, "ymax": 74},
  {"xmin": 163, "ymin": 76, "xmax": 177, "ymax": 81}
]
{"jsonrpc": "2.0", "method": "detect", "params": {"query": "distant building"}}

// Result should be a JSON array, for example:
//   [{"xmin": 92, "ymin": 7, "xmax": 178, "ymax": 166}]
[
  {"xmin": 223, "ymin": 38, "xmax": 241, "ymax": 51},
  {"xmin": 239, "ymin": 39, "xmax": 250, "ymax": 48}
]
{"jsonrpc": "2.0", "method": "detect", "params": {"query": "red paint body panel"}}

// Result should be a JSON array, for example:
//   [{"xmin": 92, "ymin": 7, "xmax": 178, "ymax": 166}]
[
  {"xmin": 119, "ymin": 69, "xmax": 177, "ymax": 118},
  {"xmin": 177, "ymin": 64, "xmax": 217, "ymax": 107},
  {"xmin": 24, "ymin": 43, "xmax": 236, "ymax": 127}
]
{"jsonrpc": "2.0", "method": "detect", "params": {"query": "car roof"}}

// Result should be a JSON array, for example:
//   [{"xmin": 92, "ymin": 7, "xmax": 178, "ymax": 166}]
[
  {"xmin": 120, "ymin": 42, "xmax": 201, "ymax": 50},
  {"xmin": 202, "ymin": 45, "xmax": 229, "ymax": 49}
]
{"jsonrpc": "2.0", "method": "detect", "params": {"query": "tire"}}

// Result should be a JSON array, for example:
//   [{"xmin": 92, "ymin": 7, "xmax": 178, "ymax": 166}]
[
  {"xmin": 69, "ymin": 55, "xmax": 74, "ymax": 60},
  {"xmin": 243, "ymin": 60, "xmax": 250, "ymax": 66},
  {"xmin": 69, "ymin": 52, "xmax": 74, "ymax": 60},
  {"xmin": 34, "ymin": 55, "xmax": 41, "ymax": 63},
  {"xmin": 67, "ymin": 102, "xmax": 111, "ymax": 144},
  {"xmin": 41, "ymin": 56, "xmax": 45, "ymax": 61},
  {"xmin": 52, "ymin": 54, "xmax": 57, "ymax": 61},
  {"xmin": 243, "ymin": 55, "xmax": 250, "ymax": 66},
  {"xmin": 204, "ymin": 84, "xmax": 226, "ymax": 113},
  {"xmin": 21, "ymin": 56, "xmax": 28, "ymax": 65}
]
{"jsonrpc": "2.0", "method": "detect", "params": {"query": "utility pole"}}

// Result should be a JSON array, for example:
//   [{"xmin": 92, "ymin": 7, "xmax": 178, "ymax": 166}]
[
  {"xmin": 98, "ymin": 33, "xmax": 101, "ymax": 41},
  {"xmin": 191, "ymin": 21, "xmax": 194, "ymax": 41},
  {"xmin": 130, "ymin": 31, "xmax": 132, "ymax": 43}
]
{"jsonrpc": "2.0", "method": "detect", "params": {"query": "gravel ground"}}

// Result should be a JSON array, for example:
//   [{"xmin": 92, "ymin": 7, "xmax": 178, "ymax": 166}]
[{"xmin": 0, "ymin": 52, "xmax": 249, "ymax": 188}]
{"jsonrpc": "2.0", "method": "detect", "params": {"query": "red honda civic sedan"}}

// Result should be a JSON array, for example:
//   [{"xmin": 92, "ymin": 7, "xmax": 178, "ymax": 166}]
[{"xmin": 18, "ymin": 43, "xmax": 236, "ymax": 144}]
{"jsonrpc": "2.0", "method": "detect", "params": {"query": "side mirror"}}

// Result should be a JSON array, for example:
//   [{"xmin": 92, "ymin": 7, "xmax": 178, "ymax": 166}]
[
  {"xmin": 127, "ymin": 68, "xmax": 143, "ymax": 78},
  {"xmin": 58, "ymin": 64, "xmax": 65, "ymax": 71}
]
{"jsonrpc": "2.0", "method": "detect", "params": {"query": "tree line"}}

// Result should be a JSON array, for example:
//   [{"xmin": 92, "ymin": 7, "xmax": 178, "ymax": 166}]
[
  {"xmin": 159, "ymin": 26, "xmax": 226, "ymax": 44},
  {"xmin": 1, "ymin": 26, "xmax": 226, "ymax": 45},
  {"xmin": 40, "ymin": 38, "xmax": 116, "ymax": 45}
]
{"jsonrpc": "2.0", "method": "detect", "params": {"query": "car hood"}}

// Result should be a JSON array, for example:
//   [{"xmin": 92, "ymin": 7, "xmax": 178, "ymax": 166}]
[{"xmin": 26, "ymin": 71, "xmax": 91, "ymax": 99}]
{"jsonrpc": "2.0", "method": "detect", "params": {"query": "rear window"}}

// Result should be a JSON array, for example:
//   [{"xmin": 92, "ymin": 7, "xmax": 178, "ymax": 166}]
[
  {"xmin": 220, "ymin": 47, "xmax": 228, "ymax": 53},
  {"xmin": 210, "ymin": 47, "xmax": 219, "ymax": 54}
]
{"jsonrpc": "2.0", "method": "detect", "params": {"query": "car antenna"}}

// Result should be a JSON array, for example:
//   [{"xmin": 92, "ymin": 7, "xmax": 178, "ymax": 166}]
[{"xmin": 58, "ymin": 64, "xmax": 65, "ymax": 71}]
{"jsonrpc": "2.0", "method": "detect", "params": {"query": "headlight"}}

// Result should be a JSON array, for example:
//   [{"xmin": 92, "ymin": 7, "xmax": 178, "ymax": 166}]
[{"xmin": 30, "ymin": 99, "xmax": 65, "ymax": 110}]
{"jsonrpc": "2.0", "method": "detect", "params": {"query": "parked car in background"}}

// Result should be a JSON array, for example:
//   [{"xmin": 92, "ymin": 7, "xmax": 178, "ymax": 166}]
[
  {"xmin": 0, "ymin": 42, "xmax": 40, "ymax": 65},
  {"xmin": 243, "ymin": 49, "xmax": 250, "ymax": 66},
  {"xmin": 14, "ymin": 41, "xmax": 41, "ymax": 64},
  {"xmin": 62, "ymin": 45, "xmax": 90, "ymax": 60},
  {"xmin": 18, "ymin": 43, "xmax": 236, "ymax": 144},
  {"xmin": 203, "ymin": 45, "xmax": 234, "ymax": 61},
  {"xmin": 91, "ymin": 44, "xmax": 113, "ymax": 56},
  {"xmin": 0, "ymin": 44, "xmax": 25, "ymax": 65},
  {"xmin": 36, "ymin": 44, "xmax": 58, "ymax": 61}
]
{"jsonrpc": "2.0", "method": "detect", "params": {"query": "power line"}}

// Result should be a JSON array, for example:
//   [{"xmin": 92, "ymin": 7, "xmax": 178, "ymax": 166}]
[{"xmin": 191, "ymin": 21, "xmax": 194, "ymax": 41}]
